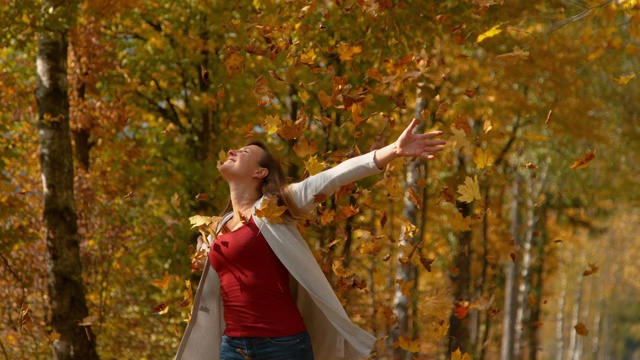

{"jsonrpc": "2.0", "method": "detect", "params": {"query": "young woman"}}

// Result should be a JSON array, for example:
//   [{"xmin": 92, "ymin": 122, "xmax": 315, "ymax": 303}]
[{"xmin": 176, "ymin": 119, "xmax": 445, "ymax": 360}]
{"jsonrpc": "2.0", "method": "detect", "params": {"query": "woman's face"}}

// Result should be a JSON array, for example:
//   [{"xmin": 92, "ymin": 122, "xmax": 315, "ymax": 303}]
[{"xmin": 219, "ymin": 145, "xmax": 267, "ymax": 181}]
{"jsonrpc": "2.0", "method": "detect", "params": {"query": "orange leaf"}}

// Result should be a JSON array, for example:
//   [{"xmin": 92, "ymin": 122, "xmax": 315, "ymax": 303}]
[
  {"xmin": 312, "ymin": 193, "xmax": 328, "ymax": 203},
  {"xmin": 454, "ymin": 304, "xmax": 470, "ymax": 319},
  {"xmin": 582, "ymin": 263, "xmax": 599, "ymax": 276},
  {"xmin": 570, "ymin": 150, "xmax": 596, "ymax": 170},
  {"xmin": 255, "ymin": 195, "xmax": 287, "ymax": 224},
  {"xmin": 151, "ymin": 270, "xmax": 171, "ymax": 290},
  {"xmin": 408, "ymin": 187, "xmax": 423, "ymax": 209}
]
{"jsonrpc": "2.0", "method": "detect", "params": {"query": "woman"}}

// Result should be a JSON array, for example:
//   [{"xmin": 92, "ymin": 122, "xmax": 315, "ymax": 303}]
[{"xmin": 176, "ymin": 119, "xmax": 445, "ymax": 360}]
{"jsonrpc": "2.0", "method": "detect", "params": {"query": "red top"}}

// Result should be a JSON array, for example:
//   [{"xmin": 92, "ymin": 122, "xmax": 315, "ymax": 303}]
[{"xmin": 209, "ymin": 217, "xmax": 306, "ymax": 337}]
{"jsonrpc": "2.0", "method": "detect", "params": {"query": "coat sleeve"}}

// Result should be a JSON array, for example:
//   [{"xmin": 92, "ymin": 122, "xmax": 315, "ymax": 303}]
[{"xmin": 288, "ymin": 151, "xmax": 382, "ymax": 212}]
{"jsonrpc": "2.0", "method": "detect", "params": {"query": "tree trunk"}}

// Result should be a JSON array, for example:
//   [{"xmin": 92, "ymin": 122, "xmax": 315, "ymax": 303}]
[
  {"xmin": 392, "ymin": 96, "xmax": 426, "ymax": 360},
  {"xmin": 36, "ymin": 2, "xmax": 99, "ymax": 359},
  {"xmin": 500, "ymin": 176, "xmax": 520, "ymax": 360},
  {"xmin": 555, "ymin": 271, "xmax": 567, "ymax": 360}
]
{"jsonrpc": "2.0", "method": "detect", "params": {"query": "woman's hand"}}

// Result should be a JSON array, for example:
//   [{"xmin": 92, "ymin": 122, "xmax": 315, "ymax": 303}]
[
  {"xmin": 394, "ymin": 118, "xmax": 446, "ymax": 160},
  {"xmin": 374, "ymin": 118, "xmax": 446, "ymax": 169}
]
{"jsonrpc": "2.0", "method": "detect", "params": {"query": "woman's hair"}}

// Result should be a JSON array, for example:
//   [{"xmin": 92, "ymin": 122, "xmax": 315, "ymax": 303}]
[{"xmin": 221, "ymin": 139, "xmax": 305, "ymax": 220}]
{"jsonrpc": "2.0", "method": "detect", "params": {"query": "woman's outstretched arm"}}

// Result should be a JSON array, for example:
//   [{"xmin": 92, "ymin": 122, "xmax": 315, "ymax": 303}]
[{"xmin": 374, "ymin": 118, "xmax": 446, "ymax": 169}]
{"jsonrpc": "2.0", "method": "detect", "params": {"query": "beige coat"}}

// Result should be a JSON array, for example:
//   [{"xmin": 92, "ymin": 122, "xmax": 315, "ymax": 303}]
[{"xmin": 175, "ymin": 151, "xmax": 382, "ymax": 360}]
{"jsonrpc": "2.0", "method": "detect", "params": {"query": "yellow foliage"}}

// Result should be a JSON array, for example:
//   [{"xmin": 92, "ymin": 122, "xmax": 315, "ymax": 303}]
[
  {"xmin": 457, "ymin": 175, "xmax": 481, "ymax": 203},
  {"xmin": 477, "ymin": 24, "xmax": 502, "ymax": 43},
  {"xmin": 304, "ymin": 155, "xmax": 326, "ymax": 176}
]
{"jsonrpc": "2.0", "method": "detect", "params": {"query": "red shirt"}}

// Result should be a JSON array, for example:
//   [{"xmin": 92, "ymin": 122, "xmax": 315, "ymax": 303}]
[{"xmin": 209, "ymin": 217, "xmax": 306, "ymax": 337}]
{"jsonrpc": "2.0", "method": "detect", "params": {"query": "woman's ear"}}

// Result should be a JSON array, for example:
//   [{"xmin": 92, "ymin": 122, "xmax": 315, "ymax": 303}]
[{"xmin": 255, "ymin": 167, "xmax": 269, "ymax": 179}]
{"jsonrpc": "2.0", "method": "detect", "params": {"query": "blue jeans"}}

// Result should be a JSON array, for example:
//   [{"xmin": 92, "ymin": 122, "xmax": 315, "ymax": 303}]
[{"xmin": 220, "ymin": 331, "xmax": 314, "ymax": 360}]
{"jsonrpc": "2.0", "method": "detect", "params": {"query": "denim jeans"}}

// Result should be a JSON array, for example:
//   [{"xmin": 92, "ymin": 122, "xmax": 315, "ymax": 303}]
[{"xmin": 220, "ymin": 331, "xmax": 314, "ymax": 360}]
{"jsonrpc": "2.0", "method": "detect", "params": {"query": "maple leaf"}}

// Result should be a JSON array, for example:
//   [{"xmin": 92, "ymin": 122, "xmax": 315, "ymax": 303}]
[
  {"xmin": 474, "ymin": 148, "xmax": 495, "ymax": 169},
  {"xmin": 319, "ymin": 209, "xmax": 335, "ymax": 225},
  {"xmin": 396, "ymin": 336, "xmax": 420, "ymax": 353},
  {"xmin": 351, "ymin": 102, "xmax": 365, "ymax": 125},
  {"xmin": 575, "ymin": 322, "xmax": 589, "ymax": 336},
  {"xmin": 451, "ymin": 348, "xmax": 472, "ymax": 360},
  {"xmin": 449, "ymin": 210, "xmax": 473, "ymax": 232},
  {"xmin": 254, "ymin": 76, "xmax": 274, "ymax": 100},
  {"xmin": 224, "ymin": 52, "xmax": 244, "ymax": 76},
  {"xmin": 300, "ymin": 48, "xmax": 316, "ymax": 65},
  {"xmin": 451, "ymin": 128, "xmax": 471, "ymax": 150},
  {"xmin": 337, "ymin": 43, "xmax": 362, "ymax": 61},
  {"xmin": 293, "ymin": 138, "xmax": 318, "ymax": 158},
  {"xmin": 277, "ymin": 117, "xmax": 305, "ymax": 140},
  {"xmin": 582, "ymin": 263, "xmax": 599, "ymax": 276},
  {"xmin": 477, "ymin": 24, "xmax": 502, "ymax": 43},
  {"xmin": 263, "ymin": 114, "xmax": 279, "ymax": 135},
  {"xmin": 151, "ymin": 270, "xmax": 171, "ymax": 290},
  {"xmin": 570, "ymin": 150, "xmax": 596, "ymax": 170},
  {"xmin": 304, "ymin": 155, "xmax": 326, "ymax": 176},
  {"xmin": 402, "ymin": 218, "xmax": 418, "ymax": 239},
  {"xmin": 255, "ymin": 195, "xmax": 287, "ymax": 224},
  {"xmin": 318, "ymin": 90, "xmax": 333, "ymax": 109},
  {"xmin": 339, "ymin": 205, "xmax": 359, "ymax": 219},
  {"xmin": 421, "ymin": 288, "xmax": 453, "ymax": 321},
  {"xmin": 457, "ymin": 175, "xmax": 481, "ymax": 203}
]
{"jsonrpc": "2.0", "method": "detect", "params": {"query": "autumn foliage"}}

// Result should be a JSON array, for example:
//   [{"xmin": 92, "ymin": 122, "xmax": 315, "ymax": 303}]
[{"xmin": 2, "ymin": 0, "xmax": 640, "ymax": 359}]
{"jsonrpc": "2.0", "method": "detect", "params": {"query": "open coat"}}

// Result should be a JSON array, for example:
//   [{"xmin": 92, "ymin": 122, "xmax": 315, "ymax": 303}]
[{"xmin": 175, "ymin": 151, "xmax": 383, "ymax": 360}]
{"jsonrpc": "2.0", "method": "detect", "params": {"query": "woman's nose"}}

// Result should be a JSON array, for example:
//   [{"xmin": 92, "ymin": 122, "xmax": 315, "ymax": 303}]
[{"xmin": 228, "ymin": 149, "xmax": 236, "ymax": 156}]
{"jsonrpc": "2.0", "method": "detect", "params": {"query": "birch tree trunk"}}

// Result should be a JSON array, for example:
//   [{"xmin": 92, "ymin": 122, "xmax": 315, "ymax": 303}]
[
  {"xmin": 500, "ymin": 175, "xmax": 520, "ymax": 360},
  {"xmin": 36, "ymin": 1, "xmax": 99, "ymax": 359},
  {"xmin": 392, "ymin": 95, "xmax": 426, "ymax": 360}
]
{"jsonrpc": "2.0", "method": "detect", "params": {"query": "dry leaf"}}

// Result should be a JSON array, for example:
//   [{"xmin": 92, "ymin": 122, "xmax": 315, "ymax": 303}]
[
  {"xmin": 582, "ymin": 263, "xmax": 599, "ymax": 276},
  {"xmin": 457, "ymin": 175, "xmax": 481, "ymax": 203},
  {"xmin": 575, "ymin": 322, "xmax": 589, "ymax": 336},
  {"xmin": 570, "ymin": 150, "xmax": 596, "ymax": 170},
  {"xmin": 304, "ymin": 155, "xmax": 326, "ymax": 176},
  {"xmin": 151, "ymin": 270, "xmax": 171, "ymax": 290},
  {"xmin": 255, "ymin": 195, "xmax": 287, "ymax": 224}
]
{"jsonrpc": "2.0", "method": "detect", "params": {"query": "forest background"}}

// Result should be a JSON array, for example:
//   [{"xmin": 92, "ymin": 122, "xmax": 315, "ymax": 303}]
[{"xmin": 1, "ymin": 0, "xmax": 640, "ymax": 359}]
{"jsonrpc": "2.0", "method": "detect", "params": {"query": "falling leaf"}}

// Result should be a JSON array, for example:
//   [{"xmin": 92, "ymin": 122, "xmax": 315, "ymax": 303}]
[
  {"xmin": 528, "ymin": 293, "xmax": 537, "ymax": 307},
  {"xmin": 277, "ymin": 117, "xmax": 305, "ymax": 140},
  {"xmin": 298, "ymin": 90, "xmax": 310, "ymax": 103},
  {"xmin": 337, "ymin": 274, "xmax": 367, "ymax": 289},
  {"xmin": 253, "ymin": 76, "xmax": 274, "ymax": 100},
  {"xmin": 78, "ymin": 315, "xmax": 100, "ymax": 326},
  {"xmin": 477, "ymin": 24, "xmax": 502, "ymax": 43},
  {"xmin": 153, "ymin": 302, "xmax": 170, "ymax": 315},
  {"xmin": 457, "ymin": 175, "xmax": 481, "ymax": 203},
  {"xmin": 397, "ymin": 336, "xmax": 420, "ymax": 353},
  {"xmin": 304, "ymin": 155, "xmax": 326, "ymax": 176},
  {"xmin": 524, "ymin": 163, "xmax": 538, "ymax": 170},
  {"xmin": 300, "ymin": 48, "xmax": 316, "ymax": 65},
  {"xmin": 224, "ymin": 52, "xmax": 244, "ymax": 76},
  {"xmin": 483, "ymin": 119, "xmax": 493, "ymax": 133},
  {"xmin": 496, "ymin": 46, "xmax": 529, "ymax": 65},
  {"xmin": 20, "ymin": 303, "xmax": 35, "ymax": 331},
  {"xmin": 263, "ymin": 114, "xmax": 280, "ymax": 135},
  {"xmin": 575, "ymin": 322, "xmax": 589, "ymax": 336},
  {"xmin": 474, "ymin": 148, "xmax": 495, "ymax": 169},
  {"xmin": 195, "ymin": 193, "xmax": 209, "ymax": 202},
  {"xmin": 449, "ymin": 210, "xmax": 473, "ymax": 232},
  {"xmin": 582, "ymin": 263, "xmax": 599, "ymax": 276},
  {"xmin": 151, "ymin": 270, "xmax": 171, "ymax": 290},
  {"xmin": 171, "ymin": 193, "xmax": 181, "ymax": 210},
  {"xmin": 408, "ymin": 187, "xmax": 423, "ymax": 209},
  {"xmin": 339, "ymin": 205, "xmax": 359, "ymax": 219},
  {"xmin": 367, "ymin": 67, "xmax": 383, "ymax": 81},
  {"xmin": 318, "ymin": 90, "xmax": 333, "ymax": 109},
  {"xmin": 255, "ymin": 195, "xmax": 287, "ymax": 224},
  {"xmin": 435, "ymin": 102, "xmax": 449, "ymax": 119},
  {"xmin": 293, "ymin": 138, "xmax": 318, "ymax": 158},
  {"xmin": 545, "ymin": 110, "xmax": 553, "ymax": 124},
  {"xmin": 464, "ymin": 89, "xmax": 476, "ymax": 98},
  {"xmin": 451, "ymin": 348, "xmax": 472, "ymax": 360},
  {"xmin": 570, "ymin": 150, "xmax": 597, "ymax": 170},
  {"xmin": 419, "ymin": 255, "xmax": 434, "ymax": 272},
  {"xmin": 312, "ymin": 193, "xmax": 328, "ymax": 203},
  {"xmin": 337, "ymin": 43, "xmax": 362, "ymax": 61},
  {"xmin": 454, "ymin": 304, "xmax": 470, "ymax": 319},
  {"xmin": 402, "ymin": 218, "xmax": 418, "ymax": 239},
  {"xmin": 614, "ymin": 73, "xmax": 635, "ymax": 84},
  {"xmin": 451, "ymin": 128, "xmax": 471, "ymax": 150},
  {"xmin": 319, "ymin": 209, "xmax": 335, "ymax": 225},
  {"xmin": 422, "ymin": 288, "xmax": 452, "ymax": 321},
  {"xmin": 216, "ymin": 149, "xmax": 228, "ymax": 169}
]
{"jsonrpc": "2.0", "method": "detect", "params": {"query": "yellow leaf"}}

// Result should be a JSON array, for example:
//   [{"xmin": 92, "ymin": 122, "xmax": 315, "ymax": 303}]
[
  {"xmin": 457, "ymin": 175, "xmax": 481, "ymax": 203},
  {"xmin": 570, "ymin": 150, "xmax": 596, "ymax": 170},
  {"xmin": 255, "ymin": 195, "xmax": 287, "ymax": 224},
  {"xmin": 408, "ymin": 187, "xmax": 423, "ymax": 209},
  {"xmin": 151, "ymin": 270, "xmax": 171, "ymax": 290},
  {"xmin": 318, "ymin": 90, "xmax": 332, "ymax": 109},
  {"xmin": 402, "ymin": 218, "xmax": 418, "ymax": 239},
  {"xmin": 477, "ymin": 24, "xmax": 502, "ymax": 43},
  {"xmin": 304, "ymin": 155, "xmax": 326, "ymax": 176},
  {"xmin": 483, "ymin": 119, "xmax": 493, "ymax": 133},
  {"xmin": 587, "ymin": 48, "xmax": 604, "ymax": 62},
  {"xmin": 474, "ymin": 148, "xmax": 495, "ymax": 169},
  {"xmin": 263, "ymin": 114, "xmax": 279, "ymax": 135},
  {"xmin": 449, "ymin": 210, "xmax": 473, "ymax": 232},
  {"xmin": 401, "ymin": 280, "xmax": 415, "ymax": 297},
  {"xmin": 614, "ymin": 73, "xmax": 635, "ymax": 84},
  {"xmin": 293, "ymin": 138, "xmax": 318, "ymax": 158},
  {"xmin": 337, "ymin": 43, "xmax": 362, "ymax": 61},
  {"xmin": 298, "ymin": 90, "xmax": 310, "ymax": 103},
  {"xmin": 300, "ymin": 48, "xmax": 316, "ymax": 65},
  {"xmin": 319, "ymin": 209, "xmax": 335, "ymax": 225},
  {"xmin": 367, "ymin": 67, "xmax": 383, "ymax": 81},
  {"xmin": 451, "ymin": 128, "xmax": 471, "ymax": 150},
  {"xmin": 351, "ymin": 102, "xmax": 365, "ymax": 125},
  {"xmin": 397, "ymin": 336, "xmax": 420, "ymax": 353},
  {"xmin": 421, "ymin": 288, "xmax": 453, "ymax": 321},
  {"xmin": 451, "ymin": 348, "xmax": 472, "ymax": 360},
  {"xmin": 224, "ymin": 52, "xmax": 244, "ymax": 76}
]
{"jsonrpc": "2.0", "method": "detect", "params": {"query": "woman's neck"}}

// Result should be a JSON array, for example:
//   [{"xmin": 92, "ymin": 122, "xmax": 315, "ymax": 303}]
[{"xmin": 228, "ymin": 184, "xmax": 261, "ymax": 216}]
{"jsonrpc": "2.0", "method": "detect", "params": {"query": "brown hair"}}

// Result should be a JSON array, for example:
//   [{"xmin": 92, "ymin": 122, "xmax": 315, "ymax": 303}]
[{"xmin": 221, "ymin": 139, "xmax": 305, "ymax": 221}]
